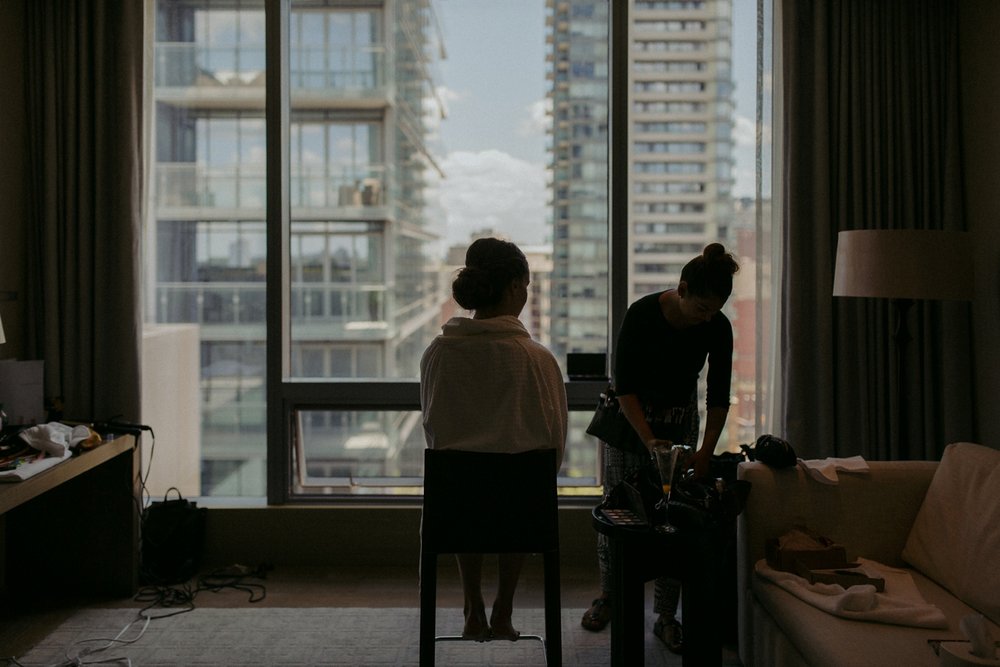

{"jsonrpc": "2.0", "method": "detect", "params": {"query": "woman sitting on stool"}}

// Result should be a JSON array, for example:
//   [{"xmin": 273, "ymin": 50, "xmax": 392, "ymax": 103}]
[{"xmin": 419, "ymin": 237, "xmax": 568, "ymax": 641}]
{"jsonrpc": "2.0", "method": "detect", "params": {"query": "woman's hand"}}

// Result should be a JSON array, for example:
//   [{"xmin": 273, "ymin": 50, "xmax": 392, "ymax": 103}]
[
  {"xmin": 644, "ymin": 438, "xmax": 674, "ymax": 454},
  {"xmin": 691, "ymin": 447, "xmax": 712, "ymax": 478}
]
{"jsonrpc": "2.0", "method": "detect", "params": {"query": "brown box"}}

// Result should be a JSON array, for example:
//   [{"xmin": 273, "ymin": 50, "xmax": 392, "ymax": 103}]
[{"xmin": 765, "ymin": 536, "xmax": 851, "ymax": 572}]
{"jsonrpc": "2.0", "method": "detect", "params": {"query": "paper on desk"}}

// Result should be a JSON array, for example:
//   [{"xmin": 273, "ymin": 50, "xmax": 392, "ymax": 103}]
[{"xmin": 0, "ymin": 448, "xmax": 71, "ymax": 482}]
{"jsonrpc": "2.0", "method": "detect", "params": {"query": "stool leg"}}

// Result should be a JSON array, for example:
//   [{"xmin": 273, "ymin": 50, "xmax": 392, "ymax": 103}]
[
  {"xmin": 543, "ymin": 551, "xmax": 562, "ymax": 667},
  {"xmin": 419, "ymin": 551, "xmax": 437, "ymax": 667}
]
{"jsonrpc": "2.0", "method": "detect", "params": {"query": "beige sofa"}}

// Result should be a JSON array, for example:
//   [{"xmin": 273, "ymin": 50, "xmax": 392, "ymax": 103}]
[{"xmin": 736, "ymin": 442, "xmax": 1000, "ymax": 667}]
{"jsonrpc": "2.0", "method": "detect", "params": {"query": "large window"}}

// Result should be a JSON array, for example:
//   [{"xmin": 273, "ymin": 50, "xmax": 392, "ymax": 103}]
[{"xmin": 145, "ymin": 0, "xmax": 772, "ymax": 502}]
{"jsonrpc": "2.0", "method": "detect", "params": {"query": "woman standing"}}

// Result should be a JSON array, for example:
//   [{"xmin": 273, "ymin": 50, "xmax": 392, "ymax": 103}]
[
  {"xmin": 420, "ymin": 237, "xmax": 568, "ymax": 641},
  {"xmin": 581, "ymin": 243, "xmax": 739, "ymax": 653}
]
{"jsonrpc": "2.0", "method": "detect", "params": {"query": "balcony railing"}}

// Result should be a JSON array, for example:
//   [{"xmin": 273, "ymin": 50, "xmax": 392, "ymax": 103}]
[
  {"xmin": 155, "ymin": 163, "xmax": 393, "ymax": 211},
  {"xmin": 156, "ymin": 283, "xmax": 390, "ymax": 336},
  {"xmin": 155, "ymin": 43, "xmax": 389, "ymax": 96}
]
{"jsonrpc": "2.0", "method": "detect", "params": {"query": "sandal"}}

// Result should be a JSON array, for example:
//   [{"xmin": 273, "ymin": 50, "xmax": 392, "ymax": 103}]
[
  {"xmin": 581, "ymin": 597, "xmax": 611, "ymax": 632},
  {"xmin": 653, "ymin": 616, "xmax": 683, "ymax": 654}
]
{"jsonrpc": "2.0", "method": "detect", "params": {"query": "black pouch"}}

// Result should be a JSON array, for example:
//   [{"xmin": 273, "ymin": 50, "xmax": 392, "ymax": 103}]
[
  {"xmin": 141, "ymin": 487, "xmax": 207, "ymax": 585},
  {"xmin": 667, "ymin": 474, "xmax": 752, "ymax": 530},
  {"xmin": 585, "ymin": 386, "xmax": 647, "ymax": 457}
]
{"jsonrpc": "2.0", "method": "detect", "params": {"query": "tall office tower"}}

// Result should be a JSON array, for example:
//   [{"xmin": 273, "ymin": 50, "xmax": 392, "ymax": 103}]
[
  {"xmin": 547, "ymin": 0, "xmax": 734, "ymax": 362},
  {"xmin": 150, "ymin": 0, "xmax": 444, "ymax": 496},
  {"xmin": 547, "ymin": 0, "xmax": 610, "ymax": 363}
]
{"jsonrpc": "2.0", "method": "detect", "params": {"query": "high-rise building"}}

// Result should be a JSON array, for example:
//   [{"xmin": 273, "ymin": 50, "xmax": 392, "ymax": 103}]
[
  {"xmin": 149, "ymin": 0, "xmax": 444, "ymax": 496},
  {"xmin": 546, "ymin": 0, "xmax": 611, "ymax": 362},
  {"xmin": 547, "ymin": 0, "xmax": 734, "ymax": 359}
]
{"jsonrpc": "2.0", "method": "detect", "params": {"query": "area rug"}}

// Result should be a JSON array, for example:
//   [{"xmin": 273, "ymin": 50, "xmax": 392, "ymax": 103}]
[{"xmin": 19, "ymin": 607, "xmax": 688, "ymax": 666}]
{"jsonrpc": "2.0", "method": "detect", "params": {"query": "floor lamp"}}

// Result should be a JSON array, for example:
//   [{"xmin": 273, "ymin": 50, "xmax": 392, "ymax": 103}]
[{"xmin": 832, "ymin": 230, "xmax": 973, "ymax": 455}]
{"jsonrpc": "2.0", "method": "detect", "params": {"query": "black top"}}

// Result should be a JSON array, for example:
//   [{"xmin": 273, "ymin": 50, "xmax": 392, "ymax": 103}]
[{"xmin": 614, "ymin": 291, "xmax": 733, "ymax": 410}]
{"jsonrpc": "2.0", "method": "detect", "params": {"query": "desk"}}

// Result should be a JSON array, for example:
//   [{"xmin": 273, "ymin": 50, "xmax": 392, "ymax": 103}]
[
  {"xmin": 592, "ymin": 507, "xmax": 724, "ymax": 667},
  {"xmin": 0, "ymin": 435, "xmax": 139, "ymax": 601}
]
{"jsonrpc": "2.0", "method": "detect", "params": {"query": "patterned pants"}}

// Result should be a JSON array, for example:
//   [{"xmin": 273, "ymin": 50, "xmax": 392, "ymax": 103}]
[{"xmin": 596, "ymin": 402, "xmax": 699, "ymax": 617}]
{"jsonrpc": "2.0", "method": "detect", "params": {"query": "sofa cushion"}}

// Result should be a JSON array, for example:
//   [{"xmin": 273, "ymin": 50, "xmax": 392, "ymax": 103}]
[
  {"xmin": 902, "ymin": 442, "xmax": 1000, "ymax": 625},
  {"xmin": 750, "ymin": 565, "xmax": 999, "ymax": 667}
]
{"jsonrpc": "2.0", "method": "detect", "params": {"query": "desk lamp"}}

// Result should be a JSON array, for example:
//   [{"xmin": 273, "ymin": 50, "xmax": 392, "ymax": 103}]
[{"xmin": 832, "ymin": 229, "xmax": 973, "ymax": 452}]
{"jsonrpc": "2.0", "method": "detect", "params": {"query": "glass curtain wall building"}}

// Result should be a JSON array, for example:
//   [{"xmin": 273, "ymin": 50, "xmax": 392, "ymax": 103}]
[{"xmin": 151, "ymin": 0, "xmax": 444, "ymax": 496}]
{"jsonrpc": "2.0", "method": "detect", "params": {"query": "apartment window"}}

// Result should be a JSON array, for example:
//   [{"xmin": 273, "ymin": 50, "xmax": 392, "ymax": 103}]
[
  {"xmin": 635, "ymin": 121, "xmax": 707, "ymax": 134},
  {"xmin": 634, "ymin": 141, "xmax": 706, "ymax": 154},
  {"xmin": 633, "ymin": 81, "xmax": 706, "ymax": 93},
  {"xmin": 145, "ymin": 0, "xmax": 773, "ymax": 501}
]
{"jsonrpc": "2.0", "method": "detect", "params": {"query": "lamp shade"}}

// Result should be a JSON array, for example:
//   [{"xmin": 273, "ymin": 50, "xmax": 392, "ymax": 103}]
[{"xmin": 833, "ymin": 230, "xmax": 973, "ymax": 301}]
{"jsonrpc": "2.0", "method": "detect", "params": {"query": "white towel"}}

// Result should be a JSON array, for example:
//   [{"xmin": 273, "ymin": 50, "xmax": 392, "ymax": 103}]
[
  {"xmin": 755, "ymin": 558, "xmax": 947, "ymax": 629},
  {"xmin": 798, "ymin": 455, "xmax": 870, "ymax": 484},
  {"xmin": 17, "ymin": 422, "xmax": 95, "ymax": 457}
]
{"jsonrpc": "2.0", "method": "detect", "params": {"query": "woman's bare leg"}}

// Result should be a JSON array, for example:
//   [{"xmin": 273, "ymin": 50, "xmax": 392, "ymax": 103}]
[
  {"xmin": 490, "ymin": 553, "xmax": 525, "ymax": 640},
  {"xmin": 455, "ymin": 554, "xmax": 489, "ymax": 640}
]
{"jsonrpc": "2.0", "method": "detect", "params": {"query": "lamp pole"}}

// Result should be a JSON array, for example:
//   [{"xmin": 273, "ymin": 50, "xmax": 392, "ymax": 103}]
[{"xmin": 891, "ymin": 298, "xmax": 913, "ymax": 458}]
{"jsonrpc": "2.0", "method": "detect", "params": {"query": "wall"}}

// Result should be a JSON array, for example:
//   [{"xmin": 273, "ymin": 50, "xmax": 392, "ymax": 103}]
[
  {"xmin": 959, "ymin": 0, "xmax": 1000, "ymax": 449},
  {"xmin": 141, "ymin": 325, "xmax": 202, "ymax": 497},
  {"xmin": 202, "ymin": 505, "xmax": 599, "ymax": 571}
]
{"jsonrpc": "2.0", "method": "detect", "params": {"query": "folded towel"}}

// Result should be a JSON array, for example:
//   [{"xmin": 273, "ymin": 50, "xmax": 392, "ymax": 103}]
[
  {"xmin": 798, "ymin": 455, "xmax": 870, "ymax": 484},
  {"xmin": 755, "ymin": 557, "xmax": 947, "ymax": 628}
]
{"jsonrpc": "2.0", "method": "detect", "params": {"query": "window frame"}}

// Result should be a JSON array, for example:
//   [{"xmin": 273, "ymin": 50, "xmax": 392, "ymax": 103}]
[
  {"xmin": 255, "ymin": 0, "xmax": 776, "ymax": 504},
  {"xmin": 259, "ymin": 0, "xmax": 622, "ymax": 504}
]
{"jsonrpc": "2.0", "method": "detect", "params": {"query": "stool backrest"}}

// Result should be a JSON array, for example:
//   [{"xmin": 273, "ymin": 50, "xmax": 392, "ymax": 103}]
[{"xmin": 421, "ymin": 448, "xmax": 559, "ymax": 555}]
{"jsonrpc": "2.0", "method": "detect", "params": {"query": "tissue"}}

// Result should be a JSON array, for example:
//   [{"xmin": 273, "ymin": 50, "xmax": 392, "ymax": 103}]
[{"xmin": 961, "ymin": 615, "xmax": 997, "ymax": 660}]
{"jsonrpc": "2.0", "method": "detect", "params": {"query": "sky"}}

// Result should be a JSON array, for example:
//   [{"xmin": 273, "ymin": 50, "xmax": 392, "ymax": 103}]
[{"xmin": 425, "ymin": 0, "xmax": 763, "ymax": 250}]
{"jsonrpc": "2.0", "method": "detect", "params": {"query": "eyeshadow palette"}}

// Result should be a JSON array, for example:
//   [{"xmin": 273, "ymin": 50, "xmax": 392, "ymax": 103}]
[{"xmin": 600, "ymin": 508, "xmax": 647, "ymax": 527}]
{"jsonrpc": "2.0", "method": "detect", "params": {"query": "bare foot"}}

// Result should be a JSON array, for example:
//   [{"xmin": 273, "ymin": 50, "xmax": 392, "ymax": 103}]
[
  {"xmin": 462, "ymin": 605, "xmax": 490, "ymax": 642},
  {"xmin": 489, "ymin": 610, "xmax": 520, "ymax": 641}
]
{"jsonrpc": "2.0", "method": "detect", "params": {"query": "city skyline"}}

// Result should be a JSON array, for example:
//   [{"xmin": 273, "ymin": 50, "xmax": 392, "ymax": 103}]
[{"xmin": 428, "ymin": 0, "xmax": 759, "ymax": 250}]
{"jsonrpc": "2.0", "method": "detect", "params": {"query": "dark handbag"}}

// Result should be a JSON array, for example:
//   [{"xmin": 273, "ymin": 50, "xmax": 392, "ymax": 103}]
[
  {"xmin": 741, "ymin": 434, "xmax": 797, "ymax": 468},
  {"xmin": 141, "ymin": 487, "xmax": 207, "ymax": 585},
  {"xmin": 585, "ymin": 386, "xmax": 646, "ymax": 456},
  {"xmin": 667, "ymin": 473, "xmax": 752, "ymax": 530}
]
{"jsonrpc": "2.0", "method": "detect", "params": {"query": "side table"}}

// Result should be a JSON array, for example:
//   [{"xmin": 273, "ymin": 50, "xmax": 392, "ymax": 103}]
[{"xmin": 592, "ymin": 506, "xmax": 725, "ymax": 667}]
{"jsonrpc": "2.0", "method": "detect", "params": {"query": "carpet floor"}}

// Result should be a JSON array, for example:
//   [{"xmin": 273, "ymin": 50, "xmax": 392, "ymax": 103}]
[{"xmin": 17, "ymin": 606, "xmax": 705, "ymax": 666}]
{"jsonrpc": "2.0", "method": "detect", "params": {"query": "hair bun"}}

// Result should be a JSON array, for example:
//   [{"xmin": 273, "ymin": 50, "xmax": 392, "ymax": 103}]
[{"xmin": 703, "ymin": 242, "xmax": 726, "ymax": 259}]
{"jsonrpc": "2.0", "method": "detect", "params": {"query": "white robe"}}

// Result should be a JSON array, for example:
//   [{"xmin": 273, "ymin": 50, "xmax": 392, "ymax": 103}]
[{"xmin": 419, "ymin": 315, "xmax": 568, "ymax": 468}]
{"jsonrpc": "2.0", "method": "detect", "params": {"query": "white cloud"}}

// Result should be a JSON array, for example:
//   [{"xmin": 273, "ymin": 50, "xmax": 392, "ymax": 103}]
[
  {"xmin": 517, "ymin": 98, "xmax": 552, "ymax": 138},
  {"xmin": 435, "ymin": 85, "xmax": 466, "ymax": 118},
  {"xmin": 429, "ymin": 149, "xmax": 549, "ymax": 248},
  {"xmin": 733, "ymin": 114, "xmax": 756, "ymax": 147},
  {"xmin": 733, "ymin": 113, "xmax": 772, "ymax": 148}
]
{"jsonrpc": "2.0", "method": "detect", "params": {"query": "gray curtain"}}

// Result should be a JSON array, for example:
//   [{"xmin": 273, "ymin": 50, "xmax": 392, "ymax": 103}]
[
  {"xmin": 780, "ymin": 0, "xmax": 975, "ymax": 460},
  {"xmin": 23, "ymin": 1, "xmax": 143, "ymax": 423}
]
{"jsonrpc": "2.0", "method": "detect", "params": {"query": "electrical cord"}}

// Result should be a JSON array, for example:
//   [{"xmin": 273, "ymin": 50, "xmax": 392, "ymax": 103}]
[{"xmin": 4, "ymin": 564, "xmax": 270, "ymax": 666}]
